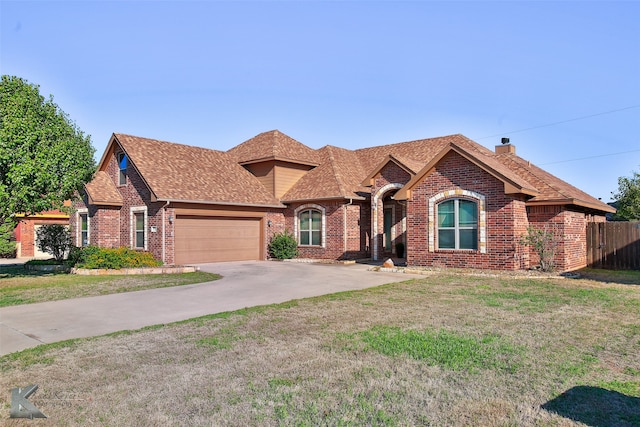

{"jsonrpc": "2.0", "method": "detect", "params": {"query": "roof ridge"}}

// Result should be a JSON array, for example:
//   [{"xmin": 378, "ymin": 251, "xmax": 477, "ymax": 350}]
[
  {"xmin": 115, "ymin": 133, "xmax": 226, "ymax": 154},
  {"xmin": 324, "ymin": 145, "xmax": 348, "ymax": 197}
]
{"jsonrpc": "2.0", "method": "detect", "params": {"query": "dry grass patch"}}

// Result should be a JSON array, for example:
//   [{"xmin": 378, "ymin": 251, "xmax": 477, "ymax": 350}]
[
  {"xmin": 1, "ymin": 272, "xmax": 639, "ymax": 426},
  {"xmin": 0, "ymin": 265, "xmax": 220, "ymax": 306}
]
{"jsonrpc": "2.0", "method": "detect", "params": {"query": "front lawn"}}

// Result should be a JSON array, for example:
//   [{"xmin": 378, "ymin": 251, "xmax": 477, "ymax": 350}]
[
  {"xmin": 0, "ymin": 265, "xmax": 221, "ymax": 307},
  {"xmin": 1, "ymin": 271, "xmax": 638, "ymax": 426}
]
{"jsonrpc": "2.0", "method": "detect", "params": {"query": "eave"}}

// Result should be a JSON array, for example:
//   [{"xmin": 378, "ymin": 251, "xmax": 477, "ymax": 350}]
[
  {"xmin": 281, "ymin": 195, "xmax": 367, "ymax": 204},
  {"xmin": 526, "ymin": 198, "xmax": 617, "ymax": 214},
  {"xmin": 155, "ymin": 198, "xmax": 286, "ymax": 209},
  {"xmin": 239, "ymin": 156, "xmax": 319, "ymax": 168}
]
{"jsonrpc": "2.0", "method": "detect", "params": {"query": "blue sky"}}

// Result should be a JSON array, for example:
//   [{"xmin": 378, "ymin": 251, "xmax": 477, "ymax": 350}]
[{"xmin": 2, "ymin": 0, "xmax": 639, "ymax": 203}]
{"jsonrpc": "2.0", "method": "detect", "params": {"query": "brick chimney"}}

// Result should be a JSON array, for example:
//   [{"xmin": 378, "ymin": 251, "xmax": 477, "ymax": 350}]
[{"xmin": 495, "ymin": 137, "xmax": 516, "ymax": 154}]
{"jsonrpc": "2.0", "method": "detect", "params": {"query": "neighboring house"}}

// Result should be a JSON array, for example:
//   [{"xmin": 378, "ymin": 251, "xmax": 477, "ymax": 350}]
[
  {"xmin": 72, "ymin": 131, "xmax": 615, "ymax": 271},
  {"xmin": 14, "ymin": 205, "xmax": 70, "ymax": 258}
]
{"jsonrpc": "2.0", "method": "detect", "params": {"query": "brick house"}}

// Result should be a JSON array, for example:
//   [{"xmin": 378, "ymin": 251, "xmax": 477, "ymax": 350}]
[
  {"xmin": 71, "ymin": 131, "xmax": 614, "ymax": 271},
  {"xmin": 13, "ymin": 206, "xmax": 70, "ymax": 258}
]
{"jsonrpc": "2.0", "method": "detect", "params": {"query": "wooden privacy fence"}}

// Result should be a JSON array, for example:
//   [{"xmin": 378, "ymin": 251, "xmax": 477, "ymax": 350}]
[{"xmin": 587, "ymin": 221, "xmax": 640, "ymax": 270}]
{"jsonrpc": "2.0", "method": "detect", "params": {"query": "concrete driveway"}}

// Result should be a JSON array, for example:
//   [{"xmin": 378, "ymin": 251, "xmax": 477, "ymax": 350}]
[{"xmin": 0, "ymin": 261, "xmax": 419, "ymax": 355}]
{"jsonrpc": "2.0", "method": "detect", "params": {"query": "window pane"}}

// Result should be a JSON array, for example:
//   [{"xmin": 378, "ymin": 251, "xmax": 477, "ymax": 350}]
[
  {"xmin": 311, "ymin": 211, "xmax": 321, "ymax": 230},
  {"xmin": 439, "ymin": 229, "xmax": 455, "ymax": 249},
  {"xmin": 311, "ymin": 231, "xmax": 321, "ymax": 246},
  {"xmin": 459, "ymin": 229, "xmax": 478, "ymax": 250},
  {"xmin": 300, "ymin": 231, "xmax": 310, "ymax": 246},
  {"xmin": 119, "ymin": 153, "xmax": 127, "ymax": 170},
  {"xmin": 459, "ymin": 200, "xmax": 478, "ymax": 226},
  {"xmin": 300, "ymin": 211, "xmax": 310, "ymax": 231},
  {"xmin": 136, "ymin": 214, "xmax": 144, "ymax": 231},
  {"xmin": 136, "ymin": 231, "xmax": 144, "ymax": 248},
  {"xmin": 438, "ymin": 200, "xmax": 454, "ymax": 227}
]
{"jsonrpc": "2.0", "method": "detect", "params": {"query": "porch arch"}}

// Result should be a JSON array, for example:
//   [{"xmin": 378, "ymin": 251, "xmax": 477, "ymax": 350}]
[{"xmin": 372, "ymin": 183, "xmax": 405, "ymax": 261}]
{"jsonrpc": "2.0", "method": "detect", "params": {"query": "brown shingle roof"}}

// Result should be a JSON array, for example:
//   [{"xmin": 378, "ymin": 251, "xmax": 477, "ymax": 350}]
[
  {"xmin": 85, "ymin": 171, "xmax": 123, "ymax": 206},
  {"xmin": 495, "ymin": 152, "xmax": 615, "ymax": 212},
  {"xmin": 113, "ymin": 134, "xmax": 284, "ymax": 207},
  {"xmin": 91, "ymin": 130, "xmax": 612, "ymax": 214},
  {"xmin": 282, "ymin": 145, "xmax": 369, "ymax": 202},
  {"xmin": 227, "ymin": 130, "xmax": 319, "ymax": 166}
]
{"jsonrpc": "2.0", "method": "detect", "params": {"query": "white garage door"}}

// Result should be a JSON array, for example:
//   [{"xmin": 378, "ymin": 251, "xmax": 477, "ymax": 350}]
[{"xmin": 175, "ymin": 216, "xmax": 261, "ymax": 264}]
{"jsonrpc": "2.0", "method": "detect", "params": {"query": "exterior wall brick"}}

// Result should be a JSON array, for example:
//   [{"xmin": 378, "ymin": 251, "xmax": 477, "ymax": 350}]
[
  {"xmin": 526, "ymin": 205, "xmax": 592, "ymax": 271},
  {"xmin": 284, "ymin": 200, "xmax": 369, "ymax": 260},
  {"xmin": 406, "ymin": 151, "xmax": 529, "ymax": 270}
]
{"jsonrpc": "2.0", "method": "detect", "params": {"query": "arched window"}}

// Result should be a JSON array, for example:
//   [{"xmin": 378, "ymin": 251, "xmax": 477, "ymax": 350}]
[
  {"xmin": 299, "ymin": 209, "xmax": 322, "ymax": 246},
  {"xmin": 437, "ymin": 199, "xmax": 478, "ymax": 250}
]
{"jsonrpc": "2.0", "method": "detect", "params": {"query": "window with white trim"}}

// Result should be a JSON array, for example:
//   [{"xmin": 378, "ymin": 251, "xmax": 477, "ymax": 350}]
[
  {"xmin": 79, "ymin": 213, "xmax": 89, "ymax": 247},
  {"xmin": 299, "ymin": 209, "xmax": 322, "ymax": 246},
  {"xmin": 76, "ymin": 208, "xmax": 89, "ymax": 247},
  {"xmin": 130, "ymin": 207, "xmax": 147, "ymax": 250},
  {"xmin": 437, "ymin": 199, "xmax": 478, "ymax": 250}
]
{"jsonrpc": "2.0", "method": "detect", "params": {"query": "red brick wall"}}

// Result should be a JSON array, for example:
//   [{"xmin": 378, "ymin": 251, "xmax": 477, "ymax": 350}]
[
  {"xmin": 526, "ymin": 205, "xmax": 592, "ymax": 271},
  {"xmin": 407, "ymin": 151, "xmax": 528, "ymax": 270},
  {"xmin": 284, "ymin": 200, "xmax": 369, "ymax": 260}
]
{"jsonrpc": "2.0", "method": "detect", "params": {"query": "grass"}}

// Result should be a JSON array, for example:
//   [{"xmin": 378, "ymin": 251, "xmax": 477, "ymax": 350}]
[
  {"xmin": 0, "ymin": 270, "xmax": 639, "ymax": 426},
  {"xmin": 0, "ymin": 264, "xmax": 221, "ymax": 307}
]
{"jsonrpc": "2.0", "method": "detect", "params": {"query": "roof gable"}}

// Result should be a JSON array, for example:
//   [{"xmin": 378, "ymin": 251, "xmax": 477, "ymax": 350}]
[
  {"xmin": 361, "ymin": 154, "xmax": 424, "ymax": 187},
  {"xmin": 395, "ymin": 143, "xmax": 539, "ymax": 200}
]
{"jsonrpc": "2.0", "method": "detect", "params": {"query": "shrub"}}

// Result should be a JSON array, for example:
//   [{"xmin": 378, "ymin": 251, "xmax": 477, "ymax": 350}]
[
  {"xmin": 269, "ymin": 230, "xmax": 299, "ymax": 260},
  {"xmin": 36, "ymin": 224, "xmax": 72, "ymax": 262},
  {"xmin": 520, "ymin": 226, "xmax": 558, "ymax": 272},
  {"xmin": 0, "ymin": 218, "xmax": 16, "ymax": 258},
  {"xmin": 72, "ymin": 246, "xmax": 162, "ymax": 269}
]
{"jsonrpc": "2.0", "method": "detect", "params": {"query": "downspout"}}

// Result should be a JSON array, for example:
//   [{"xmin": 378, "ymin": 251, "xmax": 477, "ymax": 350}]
[
  {"xmin": 343, "ymin": 198, "xmax": 353, "ymax": 255},
  {"xmin": 161, "ymin": 201, "xmax": 170, "ymax": 264}
]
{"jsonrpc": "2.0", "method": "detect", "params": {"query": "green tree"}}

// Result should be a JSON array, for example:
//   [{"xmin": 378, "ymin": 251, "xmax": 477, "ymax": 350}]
[
  {"xmin": 612, "ymin": 168, "xmax": 640, "ymax": 221},
  {"xmin": 0, "ymin": 218, "xmax": 16, "ymax": 257},
  {"xmin": 36, "ymin": 224, "xmax": 71, "ymax": 262},
  {"xmin": 0, "ymin": 75, "xmax": 96, "ymax": 225}
]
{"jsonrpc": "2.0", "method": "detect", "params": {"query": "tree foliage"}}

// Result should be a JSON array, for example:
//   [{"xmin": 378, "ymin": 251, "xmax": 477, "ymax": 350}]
[
  {"xmin": 612, "ymin": 168, "xmax": 640, "ymax": 221},
  {"xmin": 0, "ymin": 218, "xmax": 16, "ymax": 257},
  {"xmin": 36, "ymin": 224, "xmax": 72, "ymax": 262},
  {"xmin": 0, "ymin": 75, "xmax": 96, "ymax": 225}
]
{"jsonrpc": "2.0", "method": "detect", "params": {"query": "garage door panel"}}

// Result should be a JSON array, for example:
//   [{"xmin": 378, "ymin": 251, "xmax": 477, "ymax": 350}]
[{"xmin": 175, "ymin": 216, "xmax": 261, "ymax": 264}]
